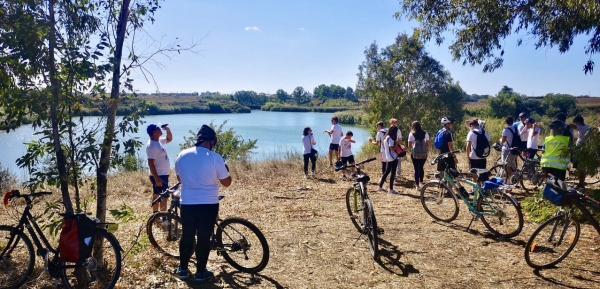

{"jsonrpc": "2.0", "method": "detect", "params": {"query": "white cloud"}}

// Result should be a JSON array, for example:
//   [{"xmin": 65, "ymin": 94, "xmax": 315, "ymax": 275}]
[
  {"xmin": 299, "ymin": 27, "xmax": 305, "ymax": 31},
  {"xmin": 245, "ymin": 26, "xmax": 261, "ymax": 32}
]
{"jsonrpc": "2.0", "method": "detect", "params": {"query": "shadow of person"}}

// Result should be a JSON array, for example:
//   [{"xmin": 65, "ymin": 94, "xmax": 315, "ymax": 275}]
[
  {"xmin": 375, "ymin": 237, "xmax": 421, "ymax": 277},
  {"xmin": 181, "ymin": 267, "xmax": 286, "ymax": 289}
]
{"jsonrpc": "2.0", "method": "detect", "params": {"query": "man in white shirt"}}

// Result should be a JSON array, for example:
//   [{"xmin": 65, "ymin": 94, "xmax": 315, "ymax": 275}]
[
  {"xmin": 146, "ymin": 123, "xmax": 172, "ymax": 213},
  {"xmin": 338, "ymin": 131, "xmax": 356, "ymax": 179},
  {"xmin": 389, "ymin": 118, "xmax": 403, "ymax": 179},
  {"xmin": 323, "ymin": 116, "xmax": 343, "ymax": 167},
  {"xmin": 368, "ymin": 121, "xmax": 387, "ymax": 174},
  {"xmin": 466, "ymin": 119, "xmax": 490, "ymax": 169},
  {"xmin": 525, "ymin": 118, "xmax": 541, "ymax": 159},
  {"xmin": 501, "ymin": 116, "xmax": 518, "ymax": 184},
  {"xmin": 517, "ymin": 112, "xmax": 530, "ymax": 156}
]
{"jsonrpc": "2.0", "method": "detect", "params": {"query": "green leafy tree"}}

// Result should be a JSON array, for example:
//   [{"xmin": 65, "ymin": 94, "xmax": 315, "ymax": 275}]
[
  {"xmin": 488, "ymin": 86, "xmax": 524, "ymax": 118},
  {"xmin": 396, "ymin": 0, "xmax": 598, "ymax": 74},
  {"xmin": 357, "ymin": 32, "xmax": 465, "ymax": 133},
  {"xmin": 542, "ymin": 93, "xmax": 578, "ymax": 117},
  {"xmin": 292, "ymin": 86, "xmax": 308, "ymax": 105},
  {"xmin": 344, "ymin": 87, "xmax": 358, "ymax": 102},
  {"xmin": 275, "ymin": 89, "xmax": 289, "ymax": 103},
  {"xmin": 180, "ymin": 121, "xmax": 257, "ymax": 162},
  {"xmin": 313, "ymin": 84, "xmax": 331, "ymax": 101}
]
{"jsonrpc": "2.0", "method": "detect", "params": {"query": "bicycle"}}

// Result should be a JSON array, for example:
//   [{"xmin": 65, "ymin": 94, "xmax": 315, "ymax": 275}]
[
  {"xmin": 336, "ymin": 157, "xmax": 382, "ymax": 260},
  {"xmin": 146, "ymin": 183, "xmax": 270, "ymax": 273},
  {"xmin": 0, "ymin": 190, "xmax": 122, "ymax": 289},
  {"xmin": 564, "ymin": 163, "xmax": 600, "ymax": 187},
  {"xmin": 524, "ymin": 174, "xmax": 600, "ymax": 269},
  {"xmin": 420, "ymin": 150, "xmax": 524, "ymax": 238},
  {"xmin": 490, "ymin": 145, "xmax": 545, "ymax": 191}
]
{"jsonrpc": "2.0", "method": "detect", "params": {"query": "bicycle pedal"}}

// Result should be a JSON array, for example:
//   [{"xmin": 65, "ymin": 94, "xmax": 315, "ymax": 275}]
[{"xmin": 377, "ymin": 228, "xmax": 385, "ymax": 235}]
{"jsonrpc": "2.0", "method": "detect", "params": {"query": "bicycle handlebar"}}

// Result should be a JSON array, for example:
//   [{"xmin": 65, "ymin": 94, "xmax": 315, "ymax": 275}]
[
  {"xmin": 430, "ymin": 150, "xmax": 461, "ymax": 165},
  {"xmin": 151, "ymin": 182, "xmax": 181, "ymax": 206},
  {"xmin": 3, "ymin": 190, "xmax": 52, "ymax": 206},
  {"xmin": 334, "ymin": 157, "xmax": 376, "ymax": 172}
]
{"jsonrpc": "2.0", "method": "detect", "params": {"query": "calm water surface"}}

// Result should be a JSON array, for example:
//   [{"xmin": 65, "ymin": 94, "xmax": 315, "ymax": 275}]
[{"xmin": 0, "ymin": 111, "xmax": 370, "ymax": 179}]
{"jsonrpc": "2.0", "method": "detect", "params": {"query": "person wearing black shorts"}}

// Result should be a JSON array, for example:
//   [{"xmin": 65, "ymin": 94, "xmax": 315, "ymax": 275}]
[
  {"xmin": 437, "ymin": 116, "xmax": 457, "ymax": 172},
  {"xmin": 324, "ymin": 117, "xmax": 343, "ymax": 167}
]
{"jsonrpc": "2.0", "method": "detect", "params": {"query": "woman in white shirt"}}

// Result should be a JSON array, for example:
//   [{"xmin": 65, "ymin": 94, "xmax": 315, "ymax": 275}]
[
  {"xmin": 377, "ymin": 126, "xmax": 400, "ymax": 194},
  {"xmin": 302, "ymin": 127, "xmax": 317, "ymax": 178}
]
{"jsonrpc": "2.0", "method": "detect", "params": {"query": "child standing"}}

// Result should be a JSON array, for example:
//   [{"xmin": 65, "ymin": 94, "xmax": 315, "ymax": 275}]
[{"xmin": 338, "ymin": 131, "xmax": 356, "ymax": 179}]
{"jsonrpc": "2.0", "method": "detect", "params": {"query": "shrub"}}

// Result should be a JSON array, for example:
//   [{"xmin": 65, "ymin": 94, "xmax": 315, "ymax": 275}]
[
  {"xmin": 179, "ymin": 120, "xmax": 257, "ymax": 162},
  {"xmin": 0, "ymin": 163, "xmax": 18, "ymax": 193}
]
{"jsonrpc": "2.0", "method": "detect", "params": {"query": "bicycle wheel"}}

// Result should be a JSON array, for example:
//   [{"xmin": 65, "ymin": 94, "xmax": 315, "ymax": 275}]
[
  {"xmin": 524, "ymin": 214, "xmax": 580, "ymax": 269},
  {"xmin": 477, "ymin": 190, "xmax": 524, "ymax": 238},
  {"xmin": 363, "ymin": 199, "xmax": 379, "ymax": 260},
  {"xmin": 216, "ymin": 217, "xmax": 269, "ymax": 273},
  {"xmin": 420, "ymin": 181, "xmax": 459, "ymax": 222},
  {"xmin": 147, "ymin": 212, "xmax": 183, "ymax": 258},
  {"xmin": 62, "ymin": 229, "xmax": 122, "ymax": 289},
  {"xmin": 490, "ymin": 164, "xmax": 508, "ymax": 181},
  {"xmin": 0, "ymin": 226, "xmax": 34, "ymax": 289},
  {"xmin": 520, "ymin": 162, "xmax": 541, "ymax": 190},
  {"xmin": 345, "ymin": 186, "xmax": 364, "ymax": 233}
]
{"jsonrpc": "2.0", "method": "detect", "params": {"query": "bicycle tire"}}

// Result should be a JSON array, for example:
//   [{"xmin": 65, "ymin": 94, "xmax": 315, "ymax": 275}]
[
  {"xmin": 147, "ymin": 212, "xmax": 183, "ymax": 258},
  {"xmin": 477, "ymin": 190, "xmax": 524, "ymax": 238},
  {"xmin": 61, "ymin": 229, "xmax": 122, "ymax": 289},
  {"xmin": 345, "ymin": 186, "xmax": 364, "ymax": 233},
  {"xmin": 216, "ymin": 217, "xmax": 269, "ymax": 273},
  {"xmin": 363, "ymin": 199, "xmax": 379, "ymax": 260},
  {"xmin": 524, "ymin": 214, "xmax": 580, "ymax": 269},
  {"xmin": 490, "ymin": 164, "xmax": 508, "ymax": 182},
  {"xmin": 520, "ymin": 162, "xmax": 541, "ymax": 190},
  {"xmin": 0, "ymin": 226, "xmax": 34, "ymax": 289},
  {"xmin": 420, "ymin": 181, "xmax": 459, "ymax": 222}
]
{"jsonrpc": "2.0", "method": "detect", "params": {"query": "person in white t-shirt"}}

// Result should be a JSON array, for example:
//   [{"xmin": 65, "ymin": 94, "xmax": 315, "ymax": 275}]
[
  {"xmin": 466, "ymin": 119, "xmax": 491, "ymax": 169},
  {"xmin": 174, "ymin": 125, "xmax": 231, "ymax": 282},
  {"xmin": 516, "ymin": 112, "xmax": 529, "ymax": 152},
  {"xmin": 146, "ymin": 123, "xmax": 173, "ymax": 213},
  {"xmin": 338, "ymin": 131, "xmax": 356, "ymax": 179},
  {"xmin": 368, "ymin": 121, "xmax": 388, "ymax": 174},
  {"xmin": 323, "ymin": 116, "xmax": 343, "ymax": 167},
  {"xmin": 525, "ymin": 118, "xmax": 541, "ymax": 159},
  {"xmin": 389, "ymin": 118, "xmax": 403, "ymax": 179},
  {"xmin": 571, "ymin": 116, "xmax": 591, "ymax": 188},
  {"xmin": 501, "ymin": 116, "xmax": 518, "ymax": 184},
  {"xmin": 377, "ymin": 126, "xmax": 400, "ymax": 194},
  {"xmin": 301, "ymin": 127, "xmax": 317, "ymax": 178}
]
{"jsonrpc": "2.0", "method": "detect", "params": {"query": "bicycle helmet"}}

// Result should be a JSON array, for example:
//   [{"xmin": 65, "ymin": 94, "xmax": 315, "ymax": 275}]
[
  {"xmin": 196, "ymin": 124, "xmax": 217, "ymax": 143},
  {"xmin": 441, "ymin": 116, "xmax": 456, "ymax": 125}
]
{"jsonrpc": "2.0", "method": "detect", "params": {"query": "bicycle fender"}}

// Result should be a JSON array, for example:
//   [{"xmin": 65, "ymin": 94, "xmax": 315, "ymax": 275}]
[{"xmin": 503, "ymin": 192, "xmax": 520, "ymax": 207}]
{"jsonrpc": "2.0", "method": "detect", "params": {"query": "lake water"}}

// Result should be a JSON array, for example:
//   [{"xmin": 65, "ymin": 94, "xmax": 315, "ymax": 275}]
[{"xmin": 0, "ymin": 110, "xmax": 370, "ymax": 179}]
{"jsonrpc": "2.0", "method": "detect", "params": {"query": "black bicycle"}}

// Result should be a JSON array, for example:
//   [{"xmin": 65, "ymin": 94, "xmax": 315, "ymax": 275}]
[
  {"xmin": 146, "ymin": 183, "xmax": 269, "ymax": 273},
  {"xmin": 524, "ymin": 174, "xmax": 600, "ymax": 269},
  {"xmin": 490, "ymin": 145, "xmax": 545, "ymax": 190},
  {"xmin": 336, "ymin": 157, "xmax": 381, "ymax": 260},
  {"xmin": 0, "ymin": 190, "xmax": 122, "ymax": 289}
]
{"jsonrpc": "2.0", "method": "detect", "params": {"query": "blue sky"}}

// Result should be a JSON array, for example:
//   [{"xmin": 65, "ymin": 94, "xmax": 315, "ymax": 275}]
[{"xmin": 131, "ymin": 0, "xmax": 600, "ymax": 97}]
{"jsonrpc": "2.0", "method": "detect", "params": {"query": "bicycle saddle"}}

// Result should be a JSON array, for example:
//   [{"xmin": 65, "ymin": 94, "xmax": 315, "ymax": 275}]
[{"xmin": 469, "ymin": 168, "xmax": 491, "ymax": 182}]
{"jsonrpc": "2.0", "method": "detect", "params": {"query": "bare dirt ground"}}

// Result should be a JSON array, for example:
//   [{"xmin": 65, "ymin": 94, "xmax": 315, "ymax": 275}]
[{"xmin": 4, "ymin": 151, "xmax": 600, "ymax": 289}]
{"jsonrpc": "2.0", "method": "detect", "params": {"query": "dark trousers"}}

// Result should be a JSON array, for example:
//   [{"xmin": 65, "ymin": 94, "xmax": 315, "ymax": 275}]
[
  {"xmin": 542, "ymin": 167, "xmax": 567, "ymax": 181},
  {"xmin": 379, "ymin": 159, "xmax": 399, "ymax": 190},
  {"xmin": 469, "ymin": 158, "xmax": 487, "ymax": 170},
  {"xmin": 381, "ymin": 162, "xmax": 387, "ymax": 175},
  {"xmin": 411, "ymin": 157, "xmax": 426, "ymax": 185},
  {"xmin": 303, "ymin": 153, "xmax": 317, "ymax": 174},
  {"xmin": 437, "ymin": 157, "xmax": 456, "ymax": 172},
  {"xmin": 179, "ymin": 204, "xmax": 219, "ymax": 272}
]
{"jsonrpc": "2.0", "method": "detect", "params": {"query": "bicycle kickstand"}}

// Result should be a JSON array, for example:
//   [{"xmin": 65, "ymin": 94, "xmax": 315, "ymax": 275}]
[
  {"xmin": 351, "ymin": 231, "xmax": 366, "ymax": 247},
  {"xmin": 466, "ymin": 211, "xmax": 480, "ymax": 232}
]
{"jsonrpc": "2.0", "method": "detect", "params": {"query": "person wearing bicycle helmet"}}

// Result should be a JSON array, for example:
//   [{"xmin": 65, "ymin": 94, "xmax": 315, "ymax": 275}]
[
  {"xmin": 437, "ymin": 116, "xmax": 457, "ymax": 172},
  {"xmin": 174, "ymin": 124, "xmax": 232, "ymax": 283},
  {"xmin": 540, "ymin": 120, "xmax": 570, "ymax": 181}
]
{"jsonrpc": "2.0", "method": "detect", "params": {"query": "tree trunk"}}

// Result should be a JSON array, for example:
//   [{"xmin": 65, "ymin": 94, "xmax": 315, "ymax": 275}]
[
  {"xmin": 96, "ymin": 0, "xmax": 131, "ymax": 223},
  {"xmin": 48, "ymin": 0, "xmax": 73, "ymax": 214}
]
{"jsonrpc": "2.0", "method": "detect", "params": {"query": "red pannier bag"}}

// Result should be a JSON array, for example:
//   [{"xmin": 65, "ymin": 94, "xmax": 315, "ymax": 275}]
[{"xmin": 59, "ymin": 214, "xmax": 97, "ymax": 262}]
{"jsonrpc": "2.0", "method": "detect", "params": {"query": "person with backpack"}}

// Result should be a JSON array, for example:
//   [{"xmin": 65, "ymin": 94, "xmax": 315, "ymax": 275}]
[
  {"xmin": 408, "ymin": 121, "xmax": 430, "ymax": 190},
  {"xmin": 465, "ymin": 119, "xmax": 490, "ymax": 169},
  {"xmin": 501, "ymin": 116, "xmax": 520, "ymax": 184},
  {"xmin": 368, "ymin": 121, "xmax": 388, "ymax": 174},
  {"xmin": 434, "ymin": 116, "xmax": 458, "ymax": 172},
  {"xmin": 377, "ymin": 125, "xmax": 401, "ymax": 194},
  {"xmin": 389, "ymin": 118, "xmax": 404, "ymax": 179}
]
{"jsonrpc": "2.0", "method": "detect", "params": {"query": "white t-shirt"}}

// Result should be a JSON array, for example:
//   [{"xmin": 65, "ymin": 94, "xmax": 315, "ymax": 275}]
[
  {"xmin": 339, "ymin": 137, "xmax": 353, "ymax": 157},
  {"xmin": 330, "ymin": 124, "xmax": 343, "ymax": 144},
  {"xmin": 527, "ymin": 126, "xmax": 541, "ymax": 149},
  {"xmin": 517, "ymin": 122, "xmax": 528, "ymax": 142},
  {"xmin": 146, "ymin": 138, "xmax": 170, "ymax": 176},
  {"xmin": 302, "ymin": 134, "xmax": 316, "ymax": 155},
  {"xmin": 466, "ymin": 129, "xmax": 491, "ymax": 160},
  {"xmin": 382, "ymin": 136, "xmax": 397, "ymax": 162},
  {"xmin": 407, "ymin": 132, "xmax": 430, "ymax": 148},
  {"xmin": 502, "ymin": 126, "xmax": 516, "ymax": 151},
  {"xmin": 375, "ymin": 129, "xmax": 387, "ymax": 153},
  {"xmin": 575, "ymin": 125, "xmax": 590, "ymax": 146},
  {"xmin": 397, "ymin": 129, "xmax": 403, "ymax": 142},
  {"xmin": 174, "ymin": 146, "xmax": 230, "ymax": 205}
]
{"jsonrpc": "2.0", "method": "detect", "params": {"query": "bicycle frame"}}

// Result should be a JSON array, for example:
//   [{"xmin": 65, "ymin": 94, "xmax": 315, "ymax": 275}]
[{"xmin": 441, "ymin": 170, "xmax": 510, "ymax": 217}]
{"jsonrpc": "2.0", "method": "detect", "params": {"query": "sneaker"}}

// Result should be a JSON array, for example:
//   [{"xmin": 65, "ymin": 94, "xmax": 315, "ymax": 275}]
[
  {"xmin": 176, "ymin": 265, "xmax": 189, "ymax": 281},
  {"xmin": 194, "ymin": 269, "xmax": 214, "ymax": 283},
  {"xmin": 161, "ymin": 219, "xmax": 170, "ymax": 230},
  {"xmin": 342, "ymin": 174, "xmax": 348, "ymax": 180},
  {"xmin": 376, "ymin": 187, "xmax": 385, "ymax": 192},
  {"xmin": 351, "ymin": 173, "xmax": 357, "ymax": 178},
  {"xmin": 388, "ymin": 189, "xmax": 398, "ymax": 194},
  {"xmin": 304, "ymin": 173, "xmax": 308, "ymax": 179}
]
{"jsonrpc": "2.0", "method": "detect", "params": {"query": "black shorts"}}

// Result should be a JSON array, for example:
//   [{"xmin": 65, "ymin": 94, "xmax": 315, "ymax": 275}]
[
  {"xmin": 469, "ymin": 158, "xmax": 486, "ymax": 170},
  {"xmin": 341, "ymin": 155, "xmax": 355, "ymax": 166},
  {"xmin": 329, "ymin": 143, "xmax": 340, "ymax": 151},
  {"xmin": 149, "ymin": 175, "xmax": 169, "ymax": 195}
]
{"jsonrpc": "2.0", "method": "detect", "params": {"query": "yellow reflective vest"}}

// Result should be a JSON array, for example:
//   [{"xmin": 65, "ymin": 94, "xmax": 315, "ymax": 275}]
[{"xmin": 541, "ymin": 135, "xmax": 570, "ymax": 170}]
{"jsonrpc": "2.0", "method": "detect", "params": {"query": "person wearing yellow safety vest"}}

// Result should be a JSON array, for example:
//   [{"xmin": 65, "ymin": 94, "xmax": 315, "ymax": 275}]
[{"xmin": 540, "ymin": 120, "xmax": 571, "ymax": 181}]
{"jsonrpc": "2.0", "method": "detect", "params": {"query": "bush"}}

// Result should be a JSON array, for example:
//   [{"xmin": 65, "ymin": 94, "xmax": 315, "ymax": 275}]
[
  {"xmin": 334, "ymin": 110, "xmax": 368, "ymax": 126},
  {"xmin": 0, "ymin": 163, "xmax": 18, "ymax": 193},
  {"xmin": 179, "ymin": 120, "xmax": 257, "ymax": 162}
]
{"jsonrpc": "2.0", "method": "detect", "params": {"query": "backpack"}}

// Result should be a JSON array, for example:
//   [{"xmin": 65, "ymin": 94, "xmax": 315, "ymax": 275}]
[
  {"xmin": 412, "ymin": 134, "xmax": 429, "ymax": 159},
  {"xmin": 508, "ymin": 126, "xmax": 523, "ymax": 149},
  {"xmin": 473, "ymin": 129, "xmax": 490, "ymax": 158},
  {"xmin": 434, "ymin": 129, "xmax": 446, "ymax": 149},
  {"xmin": 59, "ymin": 214, "xmax": 98, "ymax": 262}
]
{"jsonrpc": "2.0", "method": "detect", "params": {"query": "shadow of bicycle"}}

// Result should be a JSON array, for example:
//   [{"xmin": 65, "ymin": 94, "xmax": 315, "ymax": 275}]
[
  {"xmin": 181, "ymin": 267, "xmax": 285, "ymax": 289},
  {"xmin": 375, "ymin": 237, "xmax": 422, "ymax": 277},
  {"xmin": 428, "ymin": 220, "xmax": 527, "ymax": 247},
  {"xmin": 532, "ymin": 267, "xmax": 600, "ymax": 289}
]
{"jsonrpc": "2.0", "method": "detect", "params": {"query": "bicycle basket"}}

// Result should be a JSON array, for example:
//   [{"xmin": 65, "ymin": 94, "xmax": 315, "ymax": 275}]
[{"xmin": 542, "ymin": 179, "xmax": 575, "ymax": 206}]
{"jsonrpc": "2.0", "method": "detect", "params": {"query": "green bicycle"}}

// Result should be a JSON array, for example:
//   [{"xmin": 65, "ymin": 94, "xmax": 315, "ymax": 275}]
[{"xmin": 420, "ymin": 150, "xmax": 524, "ymax": 238}]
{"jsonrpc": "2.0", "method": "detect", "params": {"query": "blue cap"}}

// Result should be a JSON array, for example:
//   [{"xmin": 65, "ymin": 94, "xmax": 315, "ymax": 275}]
[{"xmin": 146, "ymin": 124, "xmax": 159, "ymax": 135}]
